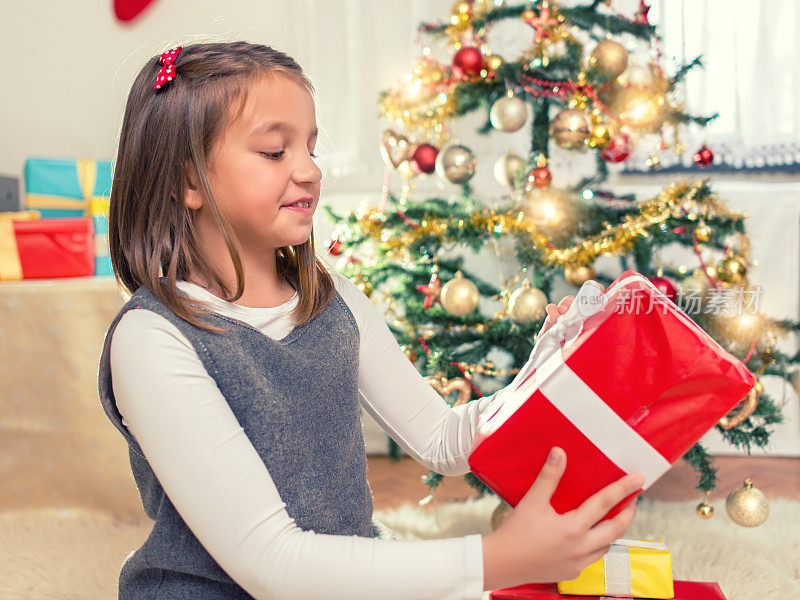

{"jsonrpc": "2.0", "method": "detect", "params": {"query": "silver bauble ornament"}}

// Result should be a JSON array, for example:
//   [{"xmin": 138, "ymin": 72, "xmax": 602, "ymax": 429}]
[
  {"xmin": 508, "ymin": 279, "xmax": 548, "ymax": 323},
  {"xmin": 440, "ymin": 270, "xmax": 480, "ymax": 316},
  {"xmin": 436, "ymin": 144, "xmax": 477, "ymax": 184},
  {"xmin": 493, "ymin": 151, "xmax": 526, "ymax": 188},
  {"xmin": 490, "ymin": 95, "xmax": 528, "ymax": 133}
]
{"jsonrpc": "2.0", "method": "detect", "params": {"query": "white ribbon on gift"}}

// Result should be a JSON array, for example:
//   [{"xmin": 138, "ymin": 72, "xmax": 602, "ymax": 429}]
[
  {"xmin": 603, "ymin": 538, "xmax": 669, "ymax": 597},
  {"xmin": 491, "ymin": 277, "xmax": 672, "ymax": 491}
]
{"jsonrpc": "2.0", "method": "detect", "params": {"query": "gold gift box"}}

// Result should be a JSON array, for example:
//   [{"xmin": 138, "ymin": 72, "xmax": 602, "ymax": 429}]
[{"xmin": 557, "ymin": 538, "xmax": 674, "ymax": 599}]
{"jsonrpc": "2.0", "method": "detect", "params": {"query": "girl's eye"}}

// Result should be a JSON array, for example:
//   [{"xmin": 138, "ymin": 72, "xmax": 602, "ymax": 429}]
[{"xmin": 260, "ymin": 151, "xmax": 284, "ymax": 160}]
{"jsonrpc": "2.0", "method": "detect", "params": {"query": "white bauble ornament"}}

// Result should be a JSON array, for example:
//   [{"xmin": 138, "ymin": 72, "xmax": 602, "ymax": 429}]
[
  {"xmin": 490, "ymin": 95, "xmax": 528, "ymax": 132},
  {"xmin": 493, "ymin": 151, "xmax": 526, "ymax": 188}
]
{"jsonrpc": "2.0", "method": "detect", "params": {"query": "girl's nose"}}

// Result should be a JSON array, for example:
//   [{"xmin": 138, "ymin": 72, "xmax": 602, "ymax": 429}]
[{"xmin": 295, "ymin": 154, "xmax": 322, "ymax": 184}]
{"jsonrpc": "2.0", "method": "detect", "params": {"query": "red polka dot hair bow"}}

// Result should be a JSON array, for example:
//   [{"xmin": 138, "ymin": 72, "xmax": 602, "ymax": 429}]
[{"xmin": 154, "ymin": 46, "xmax": 182, "ymax": 90}]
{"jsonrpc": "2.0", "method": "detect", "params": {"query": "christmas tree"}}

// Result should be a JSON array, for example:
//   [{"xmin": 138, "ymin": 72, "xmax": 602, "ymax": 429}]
[{"xmin": 323, "ymin": 0, "xmax": 800, "ymax": 504}]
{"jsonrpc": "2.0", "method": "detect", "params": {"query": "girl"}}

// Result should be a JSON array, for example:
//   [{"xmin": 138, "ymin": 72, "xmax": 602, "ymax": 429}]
[{"xmin": 98, "ymin": 41, "xmax": 642, "ymax": 600}]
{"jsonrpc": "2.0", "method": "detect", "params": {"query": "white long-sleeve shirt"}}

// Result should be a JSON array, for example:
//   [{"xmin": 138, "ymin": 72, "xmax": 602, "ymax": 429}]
[{"xmin": 109, "ymin": 266, "xmax": 509, "ymax": 600}]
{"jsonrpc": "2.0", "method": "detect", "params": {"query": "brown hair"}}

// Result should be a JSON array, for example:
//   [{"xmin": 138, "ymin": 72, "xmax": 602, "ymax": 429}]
[{"xmin": 109, "ymin": 41, "xmax": 334, "ymax": 333}]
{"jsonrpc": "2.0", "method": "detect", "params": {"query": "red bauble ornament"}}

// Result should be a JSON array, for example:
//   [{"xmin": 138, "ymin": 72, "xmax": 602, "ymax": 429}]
[
  {"xmin": 410, "ymin": 143, "xmax": 439, "ymax": 174},
  {"xmin": 324, "ymin": 237, "xmax": 342, "ymax": 256},
  {"xmin": 452, "ymin": 47, "xmax": 484, "ymax": 79},
  {"xmin": 693, "ymin": 145, "xmax": 714, "ymax": 168},
  {"xmin": 528, "ymin": 166, "xmax": 552, "ymax": 188},
  {"xmin": 649, "ymin": 276, "xmax": 678, "ymax": 303},
  {"xmin": 600, "ymin": 132, "xmax": 633, "ymax": 163}
]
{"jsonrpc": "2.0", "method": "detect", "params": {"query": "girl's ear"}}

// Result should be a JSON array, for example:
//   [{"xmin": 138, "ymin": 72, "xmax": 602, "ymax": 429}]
[{"xmin": 183, "ymin": 160, "xmax": 203, "ymax": 210}]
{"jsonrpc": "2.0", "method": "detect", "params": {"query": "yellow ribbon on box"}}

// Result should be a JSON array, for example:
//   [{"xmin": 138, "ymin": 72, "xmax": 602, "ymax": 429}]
[
  {"xmin": 557, "ymin": 538, "xmax": 674, "ymax": 599},
  {"xmin": 0, "ymin": 210, "xmax": 41, "ymax": 281},
  {"xmin": 25, "ymin": 158, "xmax": 109, "ymax": 215}
]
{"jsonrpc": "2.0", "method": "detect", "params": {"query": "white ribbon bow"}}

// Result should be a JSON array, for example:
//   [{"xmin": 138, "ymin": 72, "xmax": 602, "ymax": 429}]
[{"xmin": 509, "ymin": 279, "xmax": 608, "ymax": 391}]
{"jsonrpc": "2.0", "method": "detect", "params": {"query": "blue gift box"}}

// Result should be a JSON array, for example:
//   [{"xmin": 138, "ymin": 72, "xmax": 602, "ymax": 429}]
[
  {"xmin": 92, "ymin": 212, "xmax": 112, "ymax": 277},
  {"xmin": 23, "ymin": 157, "xmax": 114, "ymax": 276}
]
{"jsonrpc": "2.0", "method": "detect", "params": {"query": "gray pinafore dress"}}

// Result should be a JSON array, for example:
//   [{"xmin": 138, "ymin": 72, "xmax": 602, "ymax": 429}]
[{"xmin": 98, "ymin": 274, "xmax": 394, "ymax": 599}]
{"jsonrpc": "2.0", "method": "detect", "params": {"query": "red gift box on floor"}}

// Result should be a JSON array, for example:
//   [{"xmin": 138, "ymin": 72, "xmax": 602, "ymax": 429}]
[
  {"xmin": 489, "ymin": 580, "xmax": 727, "ymax": 599},
  {"xmin": 0, "ymin": 212, "xmax": 94, "ymax": 280},
  {"xmin": 468, "ymin": 270, "xmax": 755, "ymax": 522}
]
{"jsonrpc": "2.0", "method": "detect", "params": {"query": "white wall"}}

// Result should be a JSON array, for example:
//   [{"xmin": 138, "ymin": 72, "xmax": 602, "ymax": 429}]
[{"xmin": 0, "ymin": 0, "xmax": 454, "ymax": 194}]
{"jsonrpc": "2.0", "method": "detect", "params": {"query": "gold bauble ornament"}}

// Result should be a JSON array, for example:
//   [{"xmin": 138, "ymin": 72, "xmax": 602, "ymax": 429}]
[
  {"xmin": 607, "ymin": 86, "xmax": 666, "ymax": 133},
  {"xmin": 589, "ymin": 39, "xmax": 629, "ymax": 79},
  {"xmin": 716, "ymin": 254, "xmax": 747, "ymax": 285},
  {"xmin": 519, "ymin": 186, "xmax": 565, "ymax": 228},
  {"xmin": 696, "ymin": 500, "xmax": 714, "ymax": 519},
  {"xmin": 726, "ymin": 478, "xmax": 769, "ymax": 527},
  {"xmin": 564, "ymin": 263, "xmax": 595, "ymax": 286},
  {"xmin": 440, "ymin": 270, "xmax": 480, "ymax": 316},
  {"xmin": 587, "ymin": 124, "xmax": 612, "ymax": 149},
  {"xmin": 694, "ymin": 219, "xmax": 711, "ymax": 243},
  {"xmin": 493, "ymin": 151, "xmax": 526, "ymax": 188},
  {"xmin": 354, "ymin": 273, "xmax": 373, "ymax": 298},
  {"xmin": 490, "ymin": 94, "xmax": 528, "ymax": 132},
  {"xmin": 435, "ymin": 144, "xmax": 477, "ymax": 184},
  {"xmin": 550, "ymin": 108, "xmax": 591, "ymax": 150},
  {"xmin": 508, "ymin": 279, "xmax": 548, "ymax": 323},
  {"xmin": 491, "ymin": 499, "xmax": 513, "ymax": 531}
]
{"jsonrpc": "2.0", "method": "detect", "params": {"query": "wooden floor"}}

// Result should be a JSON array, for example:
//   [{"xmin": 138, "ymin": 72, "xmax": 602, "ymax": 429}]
[{"xmin": 366, "ymin": 455, "xmax": 800, "ymax": 511}]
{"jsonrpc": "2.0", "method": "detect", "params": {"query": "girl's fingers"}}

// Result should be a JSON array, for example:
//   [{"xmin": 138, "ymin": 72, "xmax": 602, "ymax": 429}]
[
  {"xmin": 558, "ymin": 295, "xmax": 575, "ymax": 312},
  {"xmin": 546, "ymin": 304, "xmax": 560, "ymax": 321}
]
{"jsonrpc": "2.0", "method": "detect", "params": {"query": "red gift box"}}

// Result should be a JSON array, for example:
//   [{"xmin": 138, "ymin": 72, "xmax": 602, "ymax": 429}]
[
  {"xmin": 0, "ymin": 213, "xmax": 94, "ymax": 280},
  {"xmin": 489, "ymin": 580, "xmax": 727, "ymax": 599},
  {"xmin": 468, "ymin": 270, "xmax": 755, "ymax": 522}
]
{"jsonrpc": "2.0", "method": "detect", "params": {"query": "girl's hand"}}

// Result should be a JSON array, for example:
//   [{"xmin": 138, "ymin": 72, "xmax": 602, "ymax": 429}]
[
  {"xmin": 541, "ymin": 283, "xmax": 606, "ymax": 334},
  {"xmin": 541, "ymin": 296, "xmax": 574, "ymax": 334},
  {"xmin": 481, "ymin": 447, "xmax": 642, "ymax": 591}
]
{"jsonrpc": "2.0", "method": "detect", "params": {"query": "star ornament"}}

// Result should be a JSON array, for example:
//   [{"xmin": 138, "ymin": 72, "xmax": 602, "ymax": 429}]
[
  {"xmin": 524, "ymin": 0, "xmax": 558, "ymax": 44},
  {"xmin": 635, "ymin": 0, "xmax": 651, "ymax": 25},
  {"xmin": 416, "ymin": 271, "xmax": 443, "ymax": 310}
]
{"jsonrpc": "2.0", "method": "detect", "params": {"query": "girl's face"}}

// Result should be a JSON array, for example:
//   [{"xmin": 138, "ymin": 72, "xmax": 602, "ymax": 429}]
[{"xmin": 187, "ymin": 74, "xmax": 322, "ymax": 255}]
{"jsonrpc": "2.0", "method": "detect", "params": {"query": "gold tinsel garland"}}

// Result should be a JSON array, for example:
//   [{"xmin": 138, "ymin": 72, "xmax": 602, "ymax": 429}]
[
  {"xmin": 353, "ymin": 179, "xmax": 753, "ymax": 382},
  {"xmin": 363, "ymin": 180, "xmax": 746, "ymax": 268}
]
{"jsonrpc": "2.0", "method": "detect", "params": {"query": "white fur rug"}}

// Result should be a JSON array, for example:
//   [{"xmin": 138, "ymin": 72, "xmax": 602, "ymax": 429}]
[{"xmin": 1, "ymin": 496, "xmax": 798, "ymax": 600}]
